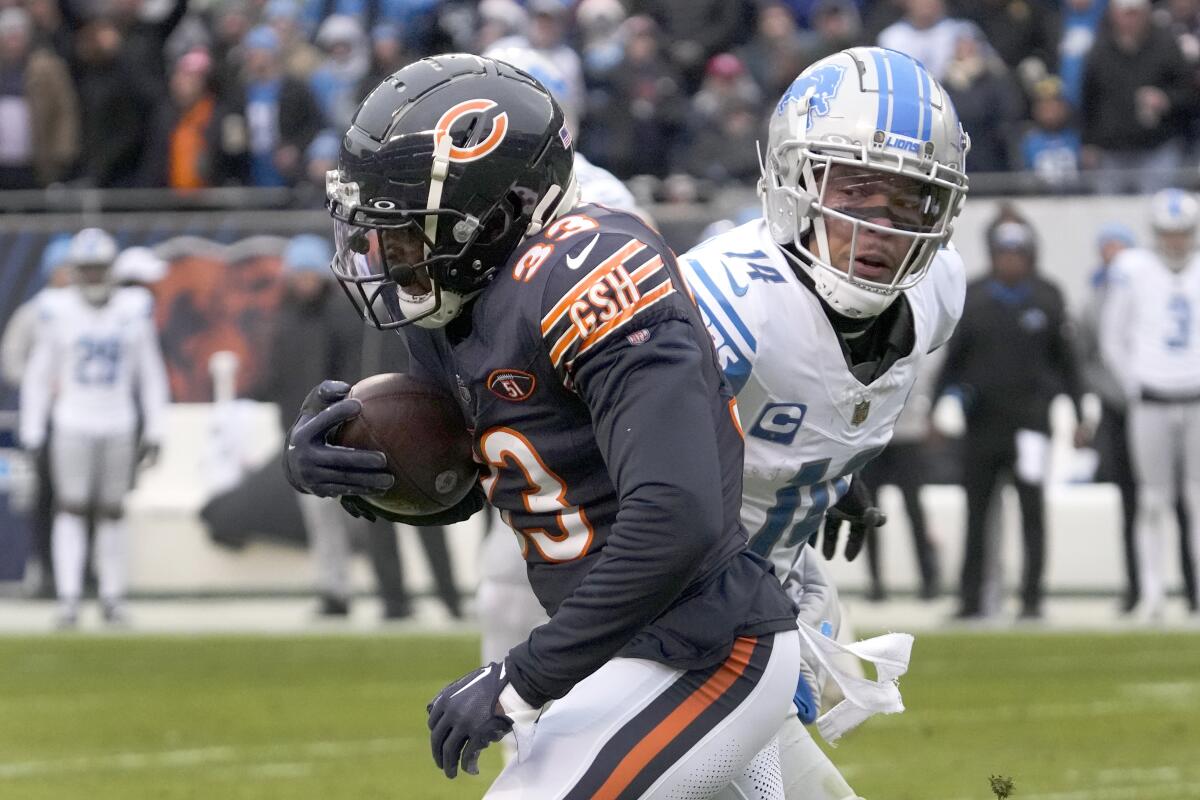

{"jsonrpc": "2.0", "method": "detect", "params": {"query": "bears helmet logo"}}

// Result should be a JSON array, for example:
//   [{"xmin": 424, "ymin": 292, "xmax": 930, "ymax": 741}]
[{"xmin": 433, "ymin": 99, "xmax": 510, "ymax": 163}]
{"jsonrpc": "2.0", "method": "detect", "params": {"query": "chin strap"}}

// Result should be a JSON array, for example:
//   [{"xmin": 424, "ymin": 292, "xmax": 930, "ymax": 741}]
[{"xmin": 424, "ymin": 134, "xmax": 454, "ymax": 259}]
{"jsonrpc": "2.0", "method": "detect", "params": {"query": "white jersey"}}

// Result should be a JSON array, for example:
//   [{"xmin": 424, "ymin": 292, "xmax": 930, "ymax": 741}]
[
  {"xmin": 574, "ymin": 153, "xmax": 638, "ymax": 213},
  {"xmin": 20, "ymin": 286, "xmax": 169, "ymax": 447},
  {"xmin": 1100, "ymin": 247, "xmax": 1200, "ymax": 398},
  {"xmin": 680, "ymin": 220, "xmax": 965, "ymax": 570}
]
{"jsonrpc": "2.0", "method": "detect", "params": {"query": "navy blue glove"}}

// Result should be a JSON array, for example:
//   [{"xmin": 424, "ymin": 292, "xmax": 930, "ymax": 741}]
[
  {"xmin": 426, "ymin": 662, "xmax": 514, "ymax": 779},
  {"xmin": 811, "ymin": 474, "xmax": 886, "ymax": 562},
  {"xmin": 283, "ymin": 380, "xmax": 394, "ymax": 498},
  {"xmin": 340, "ymin": 487, "xmax": 487, "ymax": 526}
]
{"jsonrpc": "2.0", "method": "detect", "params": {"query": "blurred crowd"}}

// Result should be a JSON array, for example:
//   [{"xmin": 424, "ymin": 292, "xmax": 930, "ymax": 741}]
[{"xmin": 1, "ymin": 0, "xmax": 1199, "ymax": 200}]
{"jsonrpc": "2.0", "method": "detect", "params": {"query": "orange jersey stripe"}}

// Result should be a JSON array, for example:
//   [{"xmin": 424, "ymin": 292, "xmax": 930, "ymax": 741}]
[
  {"xmin": 728, "ymin": 398, "xmax": 744, "ymax": 438},
  {"xmin": 591, "ymin": 637, "xmax": 758, "ymax": 800},
  {"xmin": 546, "ymin": 256, "xmax": 668, "ymax": 367},
  {"xmin": 572, "ymin": 281, "xmax": 675, "ymax": 363},
  {"xmin": 541, "ymin": 239, "xmax": 647, "ymax": 335}
]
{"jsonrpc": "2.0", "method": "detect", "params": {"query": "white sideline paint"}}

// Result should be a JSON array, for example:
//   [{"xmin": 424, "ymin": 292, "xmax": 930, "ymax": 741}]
[{"xmin": 0, "ymin": 737, "xmax": 414, "ymax": 780}]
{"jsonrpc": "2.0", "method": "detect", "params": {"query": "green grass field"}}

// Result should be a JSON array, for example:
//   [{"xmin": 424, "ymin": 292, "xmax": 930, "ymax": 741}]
[{"xmin": 1, "ymin": 631, "xmax": 1198, "ymax": 799}]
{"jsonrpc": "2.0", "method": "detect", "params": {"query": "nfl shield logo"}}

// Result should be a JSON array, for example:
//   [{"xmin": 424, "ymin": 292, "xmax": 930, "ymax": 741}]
[{"xmin": 851, "ymin": 399, "xmax": 870, "ymax": 426}]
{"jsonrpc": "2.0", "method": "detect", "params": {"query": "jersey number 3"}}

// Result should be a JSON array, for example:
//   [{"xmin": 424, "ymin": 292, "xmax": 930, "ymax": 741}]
[{"xmin": 480, "ymin": 427, "xmax": 594, "ymax": 563}]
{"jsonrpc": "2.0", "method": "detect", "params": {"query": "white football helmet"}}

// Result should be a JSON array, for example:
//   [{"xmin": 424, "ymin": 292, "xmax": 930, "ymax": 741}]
[
  {"xmin": 1150, "ymin": 188, "xmax": 1199, "ymax": 270},
  {"xmin": 760, "ymin": 47, "xmax": 970, "ymax": 317},
  {"xmin": 65, "ymin": 227, "xmax": 119, "ymax": 305}
]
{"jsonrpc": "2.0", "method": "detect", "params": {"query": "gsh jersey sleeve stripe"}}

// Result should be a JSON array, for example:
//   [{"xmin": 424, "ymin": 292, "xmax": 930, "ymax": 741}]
[{"xmin": 540, "ymin": 239, "xmax": 648, "ymax": 335}]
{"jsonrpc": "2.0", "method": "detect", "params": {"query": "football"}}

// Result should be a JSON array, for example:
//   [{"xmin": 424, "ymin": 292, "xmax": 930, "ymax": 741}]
[{"xmin": 331, "ymin": 373, "xmax": 478, "ymax": 517}]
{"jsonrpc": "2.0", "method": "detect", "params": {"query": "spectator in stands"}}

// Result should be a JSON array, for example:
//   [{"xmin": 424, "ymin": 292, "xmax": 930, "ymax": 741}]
[
  {"xmin": 937, "ymin": 219, "xmax": 1087, "ymax": 620},
  {"xmin": 677, "ymin": 97, "xmax": 761, "ymax": 185},
  {"xmin": 209, "ymin": 26, "xmax": 322, "ymax": 187},
  {"xmin": 473, "ymin": 0, "xmax": 528, "ymax": 54},
  {"xmin": 1155, "ymin": 0, "xmax": 1200, "ymax": 60},
  {"xmin": 953, "ymin": 0, "xmax": 1060, "ymax": 91},
  {"xmin": 862, "ymin": 0, "xmax": 907, "ymax": 42},
  {"xmin": 208, "ymin": 0, "xmax": 253, "ymax": 93},
  {"xmin": 576, "ymin": 0, "xmax": 626, "ymax": 83},
  {"xmin": 71, "ymin": 17, "xmax": 157, "ymax": 187},
  {"xmin": 941, "ymin": 23, "xmax": 1022, "ymax": 174},
  {"xmin": 0, "ymin": 7, "xmax": 78, "ymax": 189},
  {"xmin": 265, "ymin": 0, "xmax": 321, "ymax": 80},
  {"xmin": 358, "ymin": 22, "xmax": 406, "ymax": 96},
  {"xmin": 144, "ymin": 49, "xmax": 216, "ymax": 189},
  {"xmin": 628, "ymin": 0, "xmax": 744, "ymax": 90},
  {"xmin": 777, "ymin": 0, "xmax": 866, "ymax": 29},
  {"xmin": 738, "ymin": 1, "xmax": 810, "ymax": 103},
  {"xmin": 606, "ymin": 15, "xmax": 687, "ymax": 179},
  {"xmin": 1080, "ymin": 0, "xmax": 1194, "ymax": 194},
  {"xmin": 575, "ymin": 0, "xmax": 626, "ymax": 169},
  {"xmin": 310, "ymin": 15, "xmax": 368, "ymax": 132},
  {"xmin": 687, "ymin": 52, "xmax": 761, "ymax": 129},
  {"xmin": 511, "ymin": 0, "xmax": 585, "ymax": 114},
  {"xmin": 58, "ymin": 0, "xmax": 188, "ymax": 92},
  {"xmin": 1020, "ymin": 76, "xmax": 1082, "ymax": 189},
  {"xmin": 1155, "ymin": 0, "xmax": 1200, "ymax": 150},
  {"xmin": 1059, "ymin": 0, "xmax": 1108, "ymax": 109},
  {"xmin": 876, "ymin": 0, "xmax": 964, "ymax": 80},
  {"xmin": 25, "ymin": 0, "xmax": 68, "ymax": 58},
  {"xmin": 798, "ymin": 0, "xmax": 865, "ymax": 68}
]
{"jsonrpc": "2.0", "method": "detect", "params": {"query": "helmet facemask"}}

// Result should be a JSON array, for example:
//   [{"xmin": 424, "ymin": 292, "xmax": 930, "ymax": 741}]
[
  {"xmin": 762, "ymin": 139, "xmax": 966, "ymax": 318},
  {"xmin": 75, "ymin": 261, "xmax": 114, "ymax": 306},
  {"xmin": 329, "ymin": 187, "xmax": 519, "ymax": 329}
]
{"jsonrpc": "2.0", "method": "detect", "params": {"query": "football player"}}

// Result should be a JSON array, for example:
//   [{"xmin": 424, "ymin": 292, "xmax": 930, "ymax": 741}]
[
  {"xmin": 284, "ymin": 54, "xmax": 801, "ymax": 796},
  {"xmin": 681, "ymin": 47, "xmax": 970, "ymax": 797},
  {"xmin": 474, "ymin": 44, "xmax": 640, "ymax": 682},
  {"xmin": 1100, "ymin": 188, "xmax": 1200, "ymax": 621},
  {"xmin": 19, "ymin": 229, "xmax": 170, "ymax": 627}
]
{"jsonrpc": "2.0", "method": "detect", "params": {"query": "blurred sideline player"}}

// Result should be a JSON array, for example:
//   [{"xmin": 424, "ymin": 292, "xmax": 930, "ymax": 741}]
[
  {"xmin": 474, "ymin": 43, "xmax": 641, "ymax": 683},
  {"xmin": 1, "ymin": 235, "xmax": 74, "ymax": 597},
  {"xmin": 285, "ymin": 55, "xmax": 801, "ymax": 796},
  {"xmin": 20, "ymin": 229, "xmax": 170, "ymax": 627},
  {"xmin": 1101, "ymin": 189, "xmax": 1200, "ymax": 621}
]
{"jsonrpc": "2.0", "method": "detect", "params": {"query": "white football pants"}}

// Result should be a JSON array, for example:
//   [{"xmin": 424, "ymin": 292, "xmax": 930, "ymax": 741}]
[
  {"xmin": 1128, "ymin": 399, "xmax": 1200, "ymax": 615},
  {"xmin": 485, "ymin": 630, "xmax": 800, "ymax": 800}
]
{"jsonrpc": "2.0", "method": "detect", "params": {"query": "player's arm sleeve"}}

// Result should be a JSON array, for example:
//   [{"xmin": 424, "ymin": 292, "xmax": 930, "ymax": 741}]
[
  {"xmin": 135, "ymin": 314, "xmax": 171, "ymax": 445},
  {"xmin": 927, "ymin": 246, "xmax": 967, "ymax": 352},
  {"xmin": 505, "ymin": 261, "xmax": 724, "ymax": 708},
  {"xmin": 18, "ymin": 318, "xmax": 56, "ymax": 450},
  {"xmin": 0, "ymin": 302, "xmax": 34, "ymax": 389},
  {"xmin": 678, "ymin": 252, "xmax": 762, "ymax": 393}
]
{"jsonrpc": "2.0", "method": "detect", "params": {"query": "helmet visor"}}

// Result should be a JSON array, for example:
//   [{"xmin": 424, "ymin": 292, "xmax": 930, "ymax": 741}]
[
  {"xmin": 332, "ymin": 220, "xmax": 440, "ymax": 328},
  {"xmin": 820, "ymin": 167, "xmax": 952, "ymax": 235}
]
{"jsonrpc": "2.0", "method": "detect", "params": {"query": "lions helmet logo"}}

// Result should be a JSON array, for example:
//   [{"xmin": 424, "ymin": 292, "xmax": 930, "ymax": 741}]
[
  {"xmin": 776, "ymin": 64, "xmax": 846, "ymax": 128},
  {"xmin": 433, "ymin": 99, "xmax": 510, "ymax": 163}
]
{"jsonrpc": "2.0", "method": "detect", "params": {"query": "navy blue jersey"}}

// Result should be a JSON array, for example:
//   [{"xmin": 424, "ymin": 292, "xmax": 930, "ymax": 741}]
[{"xmin": 401, "ymin": 205, "xmax": 796, "ymax": 707}]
